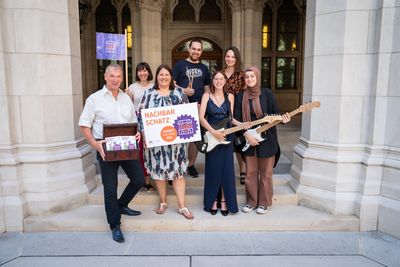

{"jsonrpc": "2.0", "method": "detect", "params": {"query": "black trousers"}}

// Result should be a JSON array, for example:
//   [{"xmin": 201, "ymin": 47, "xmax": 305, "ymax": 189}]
[{"xmin": 97, "ymin": 154, "xmax": 145, "ymax": 229}]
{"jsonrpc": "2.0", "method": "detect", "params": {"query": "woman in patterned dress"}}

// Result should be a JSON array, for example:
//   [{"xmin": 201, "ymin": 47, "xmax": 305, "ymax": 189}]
[
  {"xmin": 138, "ymin": 64, "xmax": 194, "ymax": 219},
  {"xmin": 221, "ymin": 46, "xmax": 247, "ymax": 185}
]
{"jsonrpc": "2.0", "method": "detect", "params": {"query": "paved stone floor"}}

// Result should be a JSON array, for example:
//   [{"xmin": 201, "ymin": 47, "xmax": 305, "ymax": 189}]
[
  {"xmin": 1, "ymin": 231, "xmax": 400, "ymax": 266},
  {"xmin": 3, "ymin": 123, "xmax": 399, "ymax": 266}
]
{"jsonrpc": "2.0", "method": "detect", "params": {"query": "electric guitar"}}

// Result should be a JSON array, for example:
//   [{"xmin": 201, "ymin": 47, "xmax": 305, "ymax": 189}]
[
  {"xmin": 242, "ymin": 100, "xmax": 321, "ymax": 152},
  {"xmin": 197, "ymin": 115, "xmax": 283, "ymax": 153}
]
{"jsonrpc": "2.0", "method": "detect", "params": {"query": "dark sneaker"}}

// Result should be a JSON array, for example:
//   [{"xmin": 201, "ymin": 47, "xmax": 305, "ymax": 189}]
[{"xmin": 187, "ymin": 165, "xmax": 199, "ymax": 178}]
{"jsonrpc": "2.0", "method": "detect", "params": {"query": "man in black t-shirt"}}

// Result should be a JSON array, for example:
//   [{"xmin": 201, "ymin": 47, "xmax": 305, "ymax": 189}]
[{"xmin": 173, "ymin": 39, "xmax": 211, "ymax": 178}]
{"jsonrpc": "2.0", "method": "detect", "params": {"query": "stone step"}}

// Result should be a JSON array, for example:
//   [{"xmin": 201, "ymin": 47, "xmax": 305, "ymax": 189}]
[
  {"xmin": 23, "ymin": 204, "xmax": 359, "ymax": 232},
  {"xmin": 87, "ymin": 184, "xmax": 298, "ymax": 206},
  {"xmin": 93, "ymin": 152, "xmax": 293, "ymax": 176},
  {"xmin": 93, "ymin": 173, "xmax": 293, "ymax": 188}
]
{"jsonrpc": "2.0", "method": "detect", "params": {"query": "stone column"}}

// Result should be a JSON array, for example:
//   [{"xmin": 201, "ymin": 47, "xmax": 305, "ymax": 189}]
[
  {"xmin": 130, "ymin": 2, "xmax": 141, "ymax": 76},
  {"xmin": 139, "ymin": 0, "xmax": 166, "ymax": 73},
  {"xmin": 229, "ymin": 0, "xmax": 243, "ymax": 52},
  {"xmin": 291, "ymin": 0, "xmax": 400, "ymax": 235},
  {"xmin": 242, "ymin": 0, "xmax": 265, "ymax": 69},
  {"xmin": 0, "ymin": 1, "xmax": 95, "ymax": 231}
]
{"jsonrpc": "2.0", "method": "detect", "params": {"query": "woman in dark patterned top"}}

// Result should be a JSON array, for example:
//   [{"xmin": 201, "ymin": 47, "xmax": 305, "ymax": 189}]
[{"xmin": 221, "ymin": 46, "xmax": 247, "ymax": 185}]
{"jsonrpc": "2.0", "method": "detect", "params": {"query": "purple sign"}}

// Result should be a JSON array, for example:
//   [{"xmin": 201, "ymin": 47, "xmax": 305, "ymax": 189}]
[
  {"xmin": 173, "ymin": 114, "xmax": 198, "ymax": 139},
  {"xmin": 96, "ymin": 32, "xmax": 126, "ymax": 60}
]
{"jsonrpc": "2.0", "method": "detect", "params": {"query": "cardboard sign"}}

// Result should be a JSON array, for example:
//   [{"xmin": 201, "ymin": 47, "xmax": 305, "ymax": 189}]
[{"xmin": 141, "ymin": 103, "xmax": 201, "ymax": 148}]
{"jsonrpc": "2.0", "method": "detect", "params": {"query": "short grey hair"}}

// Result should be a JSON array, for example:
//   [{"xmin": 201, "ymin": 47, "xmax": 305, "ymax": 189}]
[{"xmin": 105, "ymin": 63, "xmax": 123, "ymax": 74}]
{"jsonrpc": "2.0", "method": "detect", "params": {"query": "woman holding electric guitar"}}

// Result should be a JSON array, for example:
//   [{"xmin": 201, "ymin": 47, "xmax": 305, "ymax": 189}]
[
  {"xmin": 234, "ymin": 66, "xmax": 290, "ymax": 214},
  {"xmin": 199, "ymin": 71, "xmax": 246, "ymax": 216}
]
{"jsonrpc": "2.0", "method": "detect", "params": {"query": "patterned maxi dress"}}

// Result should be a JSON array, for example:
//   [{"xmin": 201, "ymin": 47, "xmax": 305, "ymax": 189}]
[
  {"xmin": 203, "ymin": 95, "xmax": 239, "ymax": 213},
  {"xmin": 138, "ymin": 87, "xmax": 189, "ymax": 180}
]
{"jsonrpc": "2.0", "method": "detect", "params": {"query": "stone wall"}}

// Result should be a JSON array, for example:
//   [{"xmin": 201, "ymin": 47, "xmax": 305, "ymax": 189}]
[
  {"xmin": 291, "ymin": 0, "xmax": 400, "ymax": 238},
  {"xmin": 0, "ymin": 1, "xmax": 95, "ymax": 231}
]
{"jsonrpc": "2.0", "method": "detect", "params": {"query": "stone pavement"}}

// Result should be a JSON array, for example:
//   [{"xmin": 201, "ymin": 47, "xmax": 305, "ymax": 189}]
[
  {"xmin": 1, "ymin": 231, "xmax": 400, "ymax": 267},
  {"xmin": 2, "ymin": 124, "xmax": 399, "ymax": 266}
]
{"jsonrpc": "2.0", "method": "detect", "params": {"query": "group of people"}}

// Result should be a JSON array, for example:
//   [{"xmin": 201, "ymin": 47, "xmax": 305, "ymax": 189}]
[{"xmin": 78, "ymin": 38, "xmax": 289, "ymax": 243}]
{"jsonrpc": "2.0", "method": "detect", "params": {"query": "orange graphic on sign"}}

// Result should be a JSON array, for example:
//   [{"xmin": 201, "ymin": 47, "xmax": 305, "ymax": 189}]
[{"xmin": 160, "ymin": 126, "xmax": 177, "ymax": 142}]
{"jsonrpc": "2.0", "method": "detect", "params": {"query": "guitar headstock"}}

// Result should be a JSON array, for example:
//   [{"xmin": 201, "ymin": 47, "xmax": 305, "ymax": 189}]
[
  {"xmin": 298, "ymin": 100, "xmax": 321, "ymax": 113},
  {"xmin": 264, "ymin": 115, "xmax": 283, "ymax": 123}
]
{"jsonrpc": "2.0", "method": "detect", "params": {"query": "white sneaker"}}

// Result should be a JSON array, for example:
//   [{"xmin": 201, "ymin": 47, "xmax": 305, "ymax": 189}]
[
  {"xmin": 256, "ymin": 206, "xmax": 268, "ymax": 214},
  {"xmin": 242, "ymin": 205, "xmax": 255, "ymax": 213}
]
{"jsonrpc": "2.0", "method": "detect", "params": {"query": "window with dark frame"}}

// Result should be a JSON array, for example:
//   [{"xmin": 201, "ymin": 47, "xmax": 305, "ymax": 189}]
[{"xmin": 261, "ymin": 0, "xmax": 301, "ymax": 91}]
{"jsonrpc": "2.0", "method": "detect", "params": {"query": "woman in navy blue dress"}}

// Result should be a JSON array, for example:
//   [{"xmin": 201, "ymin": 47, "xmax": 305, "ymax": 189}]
[{"xmin": 199, "ymin": 71, "xmax": 244, "ymax": 215}]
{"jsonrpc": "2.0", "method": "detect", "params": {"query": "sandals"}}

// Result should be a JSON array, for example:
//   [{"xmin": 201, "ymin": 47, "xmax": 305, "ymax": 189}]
[
  {"xmin": 178, "ymin": 207, "xmax": 194, "ymax": 220},
  {"xmin": 240, "ymin": 172, "xmax": 246, "ymax": 185},
  {"xmin": 156, "ymin": 203, "xmax": 168, "ymax": 214},
  {"xmin": 220, "ymin": 200, "xmax": 229, "ymax": 216},
  {"xmin": 210, "ymin": 200, "xmax": 218, "ymax": 215}
]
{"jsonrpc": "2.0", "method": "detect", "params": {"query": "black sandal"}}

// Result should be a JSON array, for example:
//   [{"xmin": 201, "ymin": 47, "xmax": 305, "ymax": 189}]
[
  {"xmin": 220, "ymin": 200, "xmax": 229, "ymax": 216},
  {"xmin": 240, "ymin": 172, "xmax": 246, "ymax": 185},
  {"xmin": 210, "ymin": 200, "xmax": 218, "ymax": 215}
]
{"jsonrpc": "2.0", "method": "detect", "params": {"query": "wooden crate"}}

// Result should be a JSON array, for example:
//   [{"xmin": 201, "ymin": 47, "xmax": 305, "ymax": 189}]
[{"xmin": 102, "ymin": 123, "xmax": 139, "ymax": 161}]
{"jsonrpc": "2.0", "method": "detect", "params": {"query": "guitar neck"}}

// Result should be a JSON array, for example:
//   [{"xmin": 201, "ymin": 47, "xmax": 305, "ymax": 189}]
[
  {"xmin": 223, "ymin": 116, "xmax": 271, "ymax": 135},
  {"xmin": 255, "ymin": 120, "xmax": 281, "ymax": 133},
  {"xmin": 255, "ymin": 109, "xmax": 301, "ymax": 134},
  {"xmin": 254, "ymin": 102, "xmax": 320, "ymax": 134}
]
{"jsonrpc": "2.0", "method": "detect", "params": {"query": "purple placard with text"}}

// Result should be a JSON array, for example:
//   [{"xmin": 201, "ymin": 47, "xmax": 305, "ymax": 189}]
[{"xmin": 96, "ymin": 32, "xmax": 126, "ymax": 60}]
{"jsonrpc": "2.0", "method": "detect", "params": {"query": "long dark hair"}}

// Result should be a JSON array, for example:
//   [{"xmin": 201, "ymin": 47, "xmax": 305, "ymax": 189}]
[
  {"xmin": 135, "ymin": 62, "xmax": 153, "ymax": 81},
  {"xmin": 210, "ymin": 71, "xmax": 228, "ymax": 94},
  {"xmin": 153, "ymin": 64, "xmax": 175, "ymax": 90},
  {"xmin": 224, "ymin": 46, "xmax": 242, "ymax": 72}
]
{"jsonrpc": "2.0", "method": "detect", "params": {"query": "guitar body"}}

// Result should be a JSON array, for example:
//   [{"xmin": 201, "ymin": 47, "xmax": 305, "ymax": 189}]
[
  {"xmin": 242, "ymin": 126, "xmax": 266, "ymax": 152},
  {"xmin": 195, "ymin": 118, "xmax": 231, "ymax": 153},
  {"xmin": 204, "ymin": 129, "xmax": 231, "ymax": 152}
]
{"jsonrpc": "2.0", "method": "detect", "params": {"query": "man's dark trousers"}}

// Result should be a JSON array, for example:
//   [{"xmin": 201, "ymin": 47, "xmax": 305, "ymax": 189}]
[{"xmin": 97, "ymin": 154, "xmax": 145, "ymax": 229}]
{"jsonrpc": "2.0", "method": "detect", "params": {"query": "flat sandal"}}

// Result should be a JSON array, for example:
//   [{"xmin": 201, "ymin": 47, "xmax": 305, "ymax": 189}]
[
  {"xmin": 156, "ymin": 203, "xmax": 168, "ymax": 214},
  {"xmin": 178, "ymin": 207, "xmax": 194, "ymax": 220}
]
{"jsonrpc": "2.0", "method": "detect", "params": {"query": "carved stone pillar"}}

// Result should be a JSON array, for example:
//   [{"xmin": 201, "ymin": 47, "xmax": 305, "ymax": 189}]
[
  {"xmin": 229, "ymin": 0, "xmax": 243, "ymax": 52},
  {"xmin": 139, "ymin": 0, "xmax": 166, "ymax": 73},
  {"xmin": 291, "ymin": 0, "xmax": 400, "ymax": 237},
  {"xmin": 242, "ymin": 0, "xmax": 265, "ymax": 69},
  {"xmin": 0, "ymin": 0, "xmax": 95, "ymax": 231}
]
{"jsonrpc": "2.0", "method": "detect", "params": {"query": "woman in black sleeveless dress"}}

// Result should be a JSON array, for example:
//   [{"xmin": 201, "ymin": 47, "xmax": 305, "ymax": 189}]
[{"xmin": 199, "ymin": 71, "xmax": 244, "ymax": 215}]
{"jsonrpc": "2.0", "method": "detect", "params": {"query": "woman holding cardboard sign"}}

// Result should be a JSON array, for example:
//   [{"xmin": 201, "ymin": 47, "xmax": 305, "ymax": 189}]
[{"xmin": 138, "ymin": 64, "xmax": 194, "ymax": 219}]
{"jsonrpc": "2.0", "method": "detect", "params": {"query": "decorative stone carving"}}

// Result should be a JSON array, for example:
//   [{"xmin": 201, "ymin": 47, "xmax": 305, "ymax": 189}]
[
  {"xmin": 293, "ymin": 0, "xmax": 306, "ymax": 15},
  {"xmin": 170, "ymin": 0, "xmax": 179, "ymax": 16},
  {"xmin": 111, "ymin": 0, "xmax": 127, "ymax": 13},
  {"xmin": 266, "ymin": 0, "xmax": 283, "ymax": 10},
  {"xmin": 228, "ymin": 0, "xmax": 242, "ymax": 12},
  {"xmin": 139, "ymin": 0, "xmax": 166, "ymax": 12},
  {"xmin": 189, "ymin": 0, "xmax": 205, "ymax": 23},
  {"xmin": 243, "ymin": 0, "xmax": 266, "ymax": 10}
]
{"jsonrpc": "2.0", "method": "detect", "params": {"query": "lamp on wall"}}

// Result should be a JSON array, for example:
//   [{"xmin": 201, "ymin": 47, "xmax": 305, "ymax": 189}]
[{"xmin": 79, "ymin": 1, "xmax": 91, "ymax": 37}]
